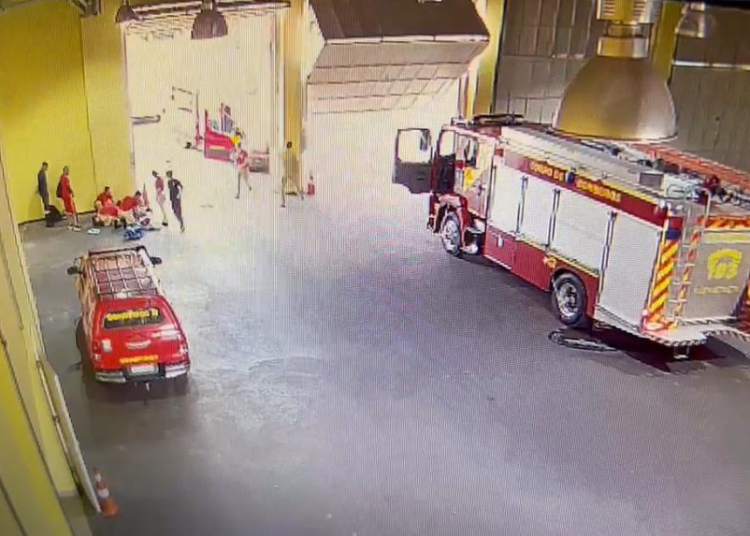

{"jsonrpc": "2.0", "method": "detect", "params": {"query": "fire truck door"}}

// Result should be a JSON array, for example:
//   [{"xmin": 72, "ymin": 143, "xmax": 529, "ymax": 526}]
[
  {"xmin": 393, "ymin": 128, "xmax": 433, "ymax": 194},
  {"xmin": 461, "ymin": 140, "xmax": 494, "ymax": 218},
  {"xmin": 433, "ymin": 130, "xmax": 456, "ymax": 194}
]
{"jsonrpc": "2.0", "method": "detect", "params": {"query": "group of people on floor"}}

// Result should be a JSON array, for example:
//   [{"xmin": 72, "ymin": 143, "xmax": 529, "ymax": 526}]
[{"xmin": 37, "ymin": 163, "xmax": 184, "ymax": 233}]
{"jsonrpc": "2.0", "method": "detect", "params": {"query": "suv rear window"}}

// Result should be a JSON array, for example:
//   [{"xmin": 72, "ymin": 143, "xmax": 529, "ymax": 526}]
[{"xmin": 103, "ymin": 307, "xmax": 163, "ymax": 329}]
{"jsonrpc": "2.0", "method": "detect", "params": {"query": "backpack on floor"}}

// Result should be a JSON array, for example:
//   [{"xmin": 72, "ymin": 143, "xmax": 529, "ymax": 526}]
[{"xmin": 45, "ymin": 205, "xmax": 63, "ymax": 228}]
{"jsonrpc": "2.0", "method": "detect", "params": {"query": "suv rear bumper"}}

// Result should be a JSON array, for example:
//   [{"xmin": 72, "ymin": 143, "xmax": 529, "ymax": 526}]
[{"xmin": 95, "ymin": 361, "xmax": 190, "ymax": 383}]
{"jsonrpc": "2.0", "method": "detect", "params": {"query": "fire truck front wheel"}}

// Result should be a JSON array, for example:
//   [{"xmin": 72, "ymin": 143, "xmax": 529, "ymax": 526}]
[
  {"xmin": 551, "ymin": 273, "xmax": 589, "ymax": 329},
  {"xmin": 441, "ymin": 213, "xmax": 462, "ymax": 257}
]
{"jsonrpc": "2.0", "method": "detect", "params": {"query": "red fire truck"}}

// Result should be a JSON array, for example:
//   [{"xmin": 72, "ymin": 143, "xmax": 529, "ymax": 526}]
[
  {"xmin": 67, "ymin": 246, "xmax": 190, "ymax": 383},
  {"xmin": 393, "ymin": 115, "xmax": 750, "ymax": 348}
]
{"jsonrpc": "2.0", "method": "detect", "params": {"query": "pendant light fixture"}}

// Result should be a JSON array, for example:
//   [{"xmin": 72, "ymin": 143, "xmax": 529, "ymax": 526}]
[
  {"xmin": 553, "ymin": 0, "xmax": 676, "ymax": 142},
  {"xmin": 676, "ymin": 2, "xmax": 715, "ymax": 39},
  {"xmin": 192, "ymin": 0, "xmax": 228, "ymax": 40},
  {"xmin": 115, "ymin": 0, "xmax": 139, "ymax": 24}
]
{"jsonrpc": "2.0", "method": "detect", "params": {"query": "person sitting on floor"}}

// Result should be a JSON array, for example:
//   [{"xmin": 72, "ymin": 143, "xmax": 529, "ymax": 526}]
[
  {"xmin": 118, "ymin": 191, "xmax": 152, "ymax": 228},
  {"xmin": 93, "ymin": 198, "xmax": 121, "ymax": 228},
  {"xmin": 117, "ymin": 194, "xmax": 139, "ymax": 226},
  {"xmin": 95, "ymin": 186, "xmax": 113, "ymax": 209}
]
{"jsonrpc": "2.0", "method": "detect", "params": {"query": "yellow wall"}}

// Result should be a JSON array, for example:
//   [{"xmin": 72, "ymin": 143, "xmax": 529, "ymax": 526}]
[
  {"xmin": 0, "ymin": 116, "xmax": 78, "ymax": 499},
  {"xmin": 0, "ymin": 484, "xmax": 23, "ymax": 536},
  {"xmin": 283, "ymin": 0, "xmax": 304, "ymax": 191},
  {"xmin": 80, "ymin": 0, "xmax": 135, "ymax": 199},
  {"xmin": 0, "ymin": 342, "xmax": 72, "ymax": 536},
  {"xmin": 0, "ymin": 145, "xmax": 75, "ymax": 533},
  {"xmin": 0, "ymin": 2, "xmax": 97, "ymax": 223}
]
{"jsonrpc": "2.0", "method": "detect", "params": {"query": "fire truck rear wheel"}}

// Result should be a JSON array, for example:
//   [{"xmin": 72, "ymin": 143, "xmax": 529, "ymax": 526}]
[
  {"xmin": 551, "ymin": 273, "xmax": 589, "ymax": 329},
  {"xmin": 441, "ymin": 213, "xmax": 462, "ymax": 257}
]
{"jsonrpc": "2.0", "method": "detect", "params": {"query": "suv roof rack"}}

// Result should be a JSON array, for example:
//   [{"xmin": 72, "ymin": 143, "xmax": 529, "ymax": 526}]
[{"xmin": 90, "ymin": 248, "xmax": 158, "ymax": 299}]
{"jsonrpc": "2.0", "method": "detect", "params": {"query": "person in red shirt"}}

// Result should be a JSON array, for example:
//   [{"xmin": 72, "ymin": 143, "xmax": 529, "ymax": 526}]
[
  {"xmin": 93, "ymin": 198, "xmax": 120, "ymax": 227},
  {"xmin": 58, "ymin": 166, "xmax": 80, "ymax": 231},
  {"xmin": 234, "ymin": 142, "xmax": 251, "ymax": 199},
  {"xmin": 95, "ymin": 186, "xmax": 113, "ymax": 208},
  {"xmin": 118, "ymin": 195, "xmax": 136, "ymax": 212},
  {"xmin": 152, "ymin": 171, "xmax": 168, "ymax": 227},
  {"xmin": 117, "ymin": 191, "xmax": 150, "ymax": 226}
]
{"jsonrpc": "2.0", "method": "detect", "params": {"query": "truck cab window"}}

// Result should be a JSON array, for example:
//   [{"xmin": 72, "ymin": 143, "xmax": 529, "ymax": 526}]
[
  {"xmin": 397, "ymin": 129, "xmax": 432, "ymax": 164},
  {"xmin": 457, "ymin": 135, "xmax": 478, "ymax": 167},
  {"xmin": 438, "ymin": 131, "xmax": 456, "ymax": 157},
  {"xmin": 466, "ymin": 139, "xmax": 478, "ymax": 168}
]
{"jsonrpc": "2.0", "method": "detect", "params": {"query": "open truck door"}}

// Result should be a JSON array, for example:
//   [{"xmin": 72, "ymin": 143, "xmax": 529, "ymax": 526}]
[{"xmin": 393, "ymin": 128, "xmax": 433, "ymax": 194}]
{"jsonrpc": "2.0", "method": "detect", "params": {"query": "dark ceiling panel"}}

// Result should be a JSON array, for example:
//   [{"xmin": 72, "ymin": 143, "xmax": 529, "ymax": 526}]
[{"xmin": 309, "ymin": 0, "xmax": 489, "ymax": 40}]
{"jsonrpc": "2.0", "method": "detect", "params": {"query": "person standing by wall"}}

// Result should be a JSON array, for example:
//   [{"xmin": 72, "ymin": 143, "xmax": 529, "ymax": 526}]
[
  {"xmin": 281, "ymin": 141, "xmax": 295, "ymax": 208},
  {"xmin": 166, "ymin": 170, "xmax": 185, "ymax": 233},
  {"xmin": 153, "ymin": 171, "xmax": 168, "ymax": 227},
  {"xmin": 37, "ymin": 162, "xmax": 49, "ymax": 214},
  {"xmin": 57, "ymin": 165, "xmax": 80, "ymax": 231}
]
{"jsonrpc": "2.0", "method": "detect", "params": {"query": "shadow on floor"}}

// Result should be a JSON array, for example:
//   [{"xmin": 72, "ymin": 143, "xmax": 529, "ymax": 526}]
[{"xmin": 551, "ymin": 325, "xmax": 750, "ymax": 375}]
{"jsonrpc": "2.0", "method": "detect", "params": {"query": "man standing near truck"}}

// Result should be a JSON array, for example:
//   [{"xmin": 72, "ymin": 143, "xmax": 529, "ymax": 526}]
[
  {"xmin": 167, "ymin": 171, "xmax": 185, "ymax": 233},
  {"xmin": 153, "ymin": 171, "xmax": 169, "ymax": 227},
  {"xmin": 234, "ymin": 142, "xmax": 251, "ymax": 199}
]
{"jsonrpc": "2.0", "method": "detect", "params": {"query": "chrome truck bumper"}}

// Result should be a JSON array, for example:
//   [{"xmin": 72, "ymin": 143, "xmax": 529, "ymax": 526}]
[{"xmin": 94, "ymin": 362, "xmax": 190, "ymax": 383}]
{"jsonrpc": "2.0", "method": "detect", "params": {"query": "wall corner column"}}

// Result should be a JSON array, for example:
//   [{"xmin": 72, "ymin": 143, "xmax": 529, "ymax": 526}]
[
  {"xmin": 472, "ymin": 0, "xmax": 505, "ymax": 116},
  {"xmin": 80, "ymin": 0, "xmax": 135, "ymax": 198},
  {"xmin": 282, "ymin": 0, "xmax": 305, "ymax": 193},
  {"xmin": 652, "ymin": 1, "xmax": 682, "ymax": 81}
]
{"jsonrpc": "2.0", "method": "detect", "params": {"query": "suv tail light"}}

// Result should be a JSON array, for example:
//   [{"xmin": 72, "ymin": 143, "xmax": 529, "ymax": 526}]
[{"xmin": 158, "ymin": 329, "xmax": 183, "ymax": 341}]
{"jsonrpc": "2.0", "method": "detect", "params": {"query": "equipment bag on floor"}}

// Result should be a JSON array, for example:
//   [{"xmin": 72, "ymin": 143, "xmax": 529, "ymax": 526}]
[
  {"xmin": 124, "ymin": 225, "xmax": 144, "ymax": 241},
  {"xmin": 45, "ymin": 205, "xmax": 63, "ymax": 228}
]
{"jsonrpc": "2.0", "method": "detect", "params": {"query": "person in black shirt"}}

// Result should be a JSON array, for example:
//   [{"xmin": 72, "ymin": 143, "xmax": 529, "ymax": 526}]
[
  {"xmin": 166, "ymin": 171, "xmax": 185, "ymax": 232},
  {"xmin": 37, "ymin": 162, "xmax": 49, "ymax": 213}
]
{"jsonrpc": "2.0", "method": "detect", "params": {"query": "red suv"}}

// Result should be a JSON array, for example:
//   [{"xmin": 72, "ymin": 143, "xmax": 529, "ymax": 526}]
[{"xmin": 67, "ymin": 245, "xmax": 190, "ymax": 383}]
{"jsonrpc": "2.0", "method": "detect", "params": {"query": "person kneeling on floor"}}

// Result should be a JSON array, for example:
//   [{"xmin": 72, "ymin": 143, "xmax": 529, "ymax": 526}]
[
  {"xmin": 93, "ymin": 198, "xmax": 121, "ymax": 228},
  {"xmin": 117, "ymin": 191, "xmax": 151, "ymax": 227},
  {"xmin": 95, "ymin": 186, "xmax": 114, "ymax": 209}
]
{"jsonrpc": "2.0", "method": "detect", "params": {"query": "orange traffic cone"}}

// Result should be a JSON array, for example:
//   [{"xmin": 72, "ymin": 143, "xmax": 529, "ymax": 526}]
[
  {"xmin": 94, "ymin": 468, "xmax": 120, "ymax": 517},
  {"xmin": 306, "ymin": 174, "xmax": 316, "ymax": 196}
]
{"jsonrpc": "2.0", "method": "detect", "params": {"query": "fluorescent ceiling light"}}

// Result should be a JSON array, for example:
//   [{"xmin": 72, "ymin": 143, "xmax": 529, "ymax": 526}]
[{"xmin": 676, "ymin": 2, "xmax": 716, "ymax": 39}]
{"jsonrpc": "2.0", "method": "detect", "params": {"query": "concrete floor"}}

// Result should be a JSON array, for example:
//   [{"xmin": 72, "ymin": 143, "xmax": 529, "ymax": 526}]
[{"xmin": 21, "ymin": 116, "xmax": 750, "ymax": 536}]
